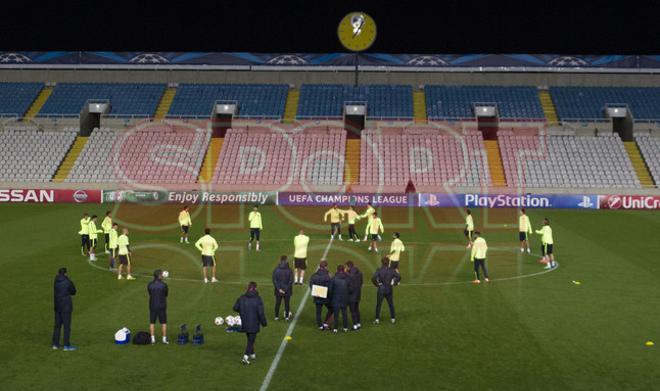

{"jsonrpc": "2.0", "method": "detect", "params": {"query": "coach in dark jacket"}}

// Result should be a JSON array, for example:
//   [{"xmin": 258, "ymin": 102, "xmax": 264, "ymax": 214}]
[
  {"xmin": 272, "ymin": 256, "xmax": 294, "ymax": 320},
  {"xmin": 233, "ymin": 282, "xmax": 267, "ymax": 365},
  {"xmin": 372, "ymin": 257, "xmax": 402, "ymax": 324},
  {"xmin": 148, "ymin": 269, "xmax": 169, "ymax": 344},
  {"xmin": 328, "ymin": 265, "xmax": 350, "ymax": 332},
  {"xmin": 346, "ymin": 261, "xmax": 363, "ymax": 330},
  {"xmin": 309, "ymin": 261, "xmax": 332, "ymax": 329},
  {"xmin": 52, "ymin": 267, "xmax": 76, "ymax": 350}
]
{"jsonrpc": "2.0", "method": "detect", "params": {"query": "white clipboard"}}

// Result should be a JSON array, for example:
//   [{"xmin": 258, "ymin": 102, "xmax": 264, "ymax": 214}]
[{"xmin": 311, "ymin": 284, "xmax": 328, "ymax": 299}]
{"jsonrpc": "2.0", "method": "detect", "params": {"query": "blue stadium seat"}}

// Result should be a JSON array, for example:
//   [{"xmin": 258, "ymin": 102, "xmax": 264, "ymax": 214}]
[
  {"xmin": 0, "ymin": 83, "xmax": 43, "ymax": 117},
  {"xmin": 167, "ymin": 84, "xmax": 288, "ymax": 118},
  {"xmin": 39, "ymin": 83, "xmax": 165, "ymax": 117},
  {"xmin": 424, "ymin": 85, "xmax": 544, "ymax": 120},
  {"xmin": 550, "ymin": 87, "xmax": 660, "ymax": 121},
  {"xmin": 297, "ymin": 84, "xmax": 413, "ymax": 119}
]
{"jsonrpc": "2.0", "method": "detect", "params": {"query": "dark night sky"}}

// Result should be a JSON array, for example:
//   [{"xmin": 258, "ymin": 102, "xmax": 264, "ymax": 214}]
[{"xmin": 1, "ymin": 0, "xmax": 659, "ymax": 54}]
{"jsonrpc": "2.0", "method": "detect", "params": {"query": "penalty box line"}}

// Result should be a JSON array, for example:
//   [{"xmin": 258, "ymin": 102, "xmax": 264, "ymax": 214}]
[{"xmin": 259, "ymin": 237, "xmax": 334, "ymax": 391}]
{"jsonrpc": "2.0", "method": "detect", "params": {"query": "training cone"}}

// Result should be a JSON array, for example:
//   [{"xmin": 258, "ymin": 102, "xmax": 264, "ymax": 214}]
[
  {"xmin": 572, "ymin": 280, "xmax": 581, "ymax": 285},
  {"xmin": 645, "ymin": 341, "xmax": 654, "ymax": 347},
  {"xmin": 285, "ymin": 336, "xmax": 292, "ymax": 341}
]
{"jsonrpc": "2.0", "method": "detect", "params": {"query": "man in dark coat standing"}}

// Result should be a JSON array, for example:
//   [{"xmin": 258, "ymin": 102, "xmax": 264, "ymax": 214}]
[
  {"xmin": 372, "ymin": 257, "xmax": 401, "ymax": 325},
  {"xmin": 309, "ymin": 260, "xmax": 332, "ymax": 330},
  {"xmin": 328, "ymin": 264, "xmax": 350, "ymax": 333},
  {"xmin": 272, "ymin": 255, "xmax": 294, "ymax": 321},
  {"xmin": 233, "ymin": 281, "xmax": 267, "ymax": 365},
  {"xmin": 147, "ymin": 269, "xmax": 169, "ymax": 344},
  {"xmin": 346, "ymin": 260, "xmax": 363, "ymax": 330},
  {"xmin": 52, "ymin": 267, "xmax": 77, "ymax": 351}
]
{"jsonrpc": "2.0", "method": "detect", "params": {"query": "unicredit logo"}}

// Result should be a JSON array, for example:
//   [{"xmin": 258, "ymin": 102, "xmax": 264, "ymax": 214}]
[
  {"xmin": 73, "ymin": 190, "xmax": 88, "ymax": 203},
  {"xmin": 607, "ymin": 195, "xmax": 622, "ymax": 209}
]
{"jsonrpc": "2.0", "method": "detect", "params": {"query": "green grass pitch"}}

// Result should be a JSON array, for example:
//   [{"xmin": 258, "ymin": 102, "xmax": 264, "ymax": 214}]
[{"xmin": 1, "ymin": 203, "xmax": 659, "ymax": 390}]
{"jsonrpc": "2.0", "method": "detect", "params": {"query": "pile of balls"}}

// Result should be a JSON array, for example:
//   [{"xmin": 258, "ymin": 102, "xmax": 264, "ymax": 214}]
[{"xmin": 214, "ymin": 316, "xmax": 242, "ymax": 327}]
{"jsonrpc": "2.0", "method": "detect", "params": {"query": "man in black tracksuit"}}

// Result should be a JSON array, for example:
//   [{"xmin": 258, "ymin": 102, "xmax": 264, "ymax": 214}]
[
  {"xmin": 52, "ymin": 267, "xmax": 77, "ymax": 351},
  {"xmin": 272, "ymin": 256, "xmax": 294, "ymax": 321},
  {"xmin": 147, "ymin": 269, "xmax": 169, "ymax": 344},
  {"xmin": 346, "ymin": 261, "xmax": 363, "ymax": 330},
  {"xmin": 328, "ymin": 264, "xmax": 349, "ymax": 333},
  {"xmin": 372, "ymin": 257, "xmax": 401, "ymax": 324},
  {"xmin": 233, "ymin": 282, "xmax": 267, "ymax": 365},
  {"xmin": 309, "ymin": 260, "xmax": 332, "ymax": 330}
]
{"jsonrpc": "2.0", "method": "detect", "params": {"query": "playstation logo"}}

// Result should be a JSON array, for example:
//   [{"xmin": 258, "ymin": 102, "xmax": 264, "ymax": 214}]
[{"xmin": 578, "ymin": 196, "xmax": 594, "ymax": 209}]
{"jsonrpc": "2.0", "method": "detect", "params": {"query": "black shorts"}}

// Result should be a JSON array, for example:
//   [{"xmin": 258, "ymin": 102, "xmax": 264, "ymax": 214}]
[
  {"xmin": 294, "ymin": 258, "xmax": 307, "ymax": 270},
  {"xmin": 519, "ymin": 232, "xmax": 529, "ymax": 241},
  {"xmin": 331, "ymin": 223, "xmax": 341, "ymax": 233},
  {"xmin": 181, "ymin": 225, "xmax": 189, "ymax": 234},
  {"xmin": 542, "ymin": 243, "xmax": 554, "ymax": 255},
  {"xmin": 90, "ymin": 238, "xmax": 97, "ymax": 249},
  {"xmin": 110, "ymin": 248, "xmax": 117, "ymax": 259},
  {"xmin": 464, "ymin": 229, "xmax": 473, "ymax": 240},
  {"xmin": 81, "ymin": 234, "xmax": 90, "ymax": 247},
  {"xmin": 150, "ymin": 308, "xmax": 167, "ymax": 324},
  {"xmin": 371, "ymin": 234, "xmax": 379, "ymax": 241},
  {"xmin": 104, "ymin": 233, "xmax": 110, "ymax": 243},
  {"xmin": 389, "ymin": 260, "xmax": 399, "ymax": 270},
  {"xmin": 202, "ymin": 255, "xmax": 215, "ymax": 267},
  {"xmin": 250, "ymin": 228, "xmax": 261, "ymax": 241},
  {"xmin": 118, "ymin": 254, "xmax": 130, "ymax": 265}
]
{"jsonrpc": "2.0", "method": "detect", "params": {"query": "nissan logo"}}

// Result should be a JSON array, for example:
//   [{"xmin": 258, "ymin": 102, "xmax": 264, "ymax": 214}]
[{"xmin": 73, "ymin": 190, "xmax": 89, "ymax": 203}]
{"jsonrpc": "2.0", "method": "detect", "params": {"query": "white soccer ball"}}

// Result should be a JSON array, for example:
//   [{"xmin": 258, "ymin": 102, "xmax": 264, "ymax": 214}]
[
  {"xmin": 214, "ymin": 316, "xmax": 224, "ymax": 326},
  {"xmin": 225, "ymin": 316, "xmax": 236, "ymax": 327},
  {"xmin": 233, "ymin": 316, "xmax": 242, "ymax": 326},
  {"xmin": 161, "ymin": 271, "xmax": 169, "ymax": 278}
]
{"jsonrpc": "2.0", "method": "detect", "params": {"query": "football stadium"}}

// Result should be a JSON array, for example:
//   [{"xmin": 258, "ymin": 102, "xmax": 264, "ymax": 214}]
[{"xmin": 2, "ymin": 2, "xmax": 660, "ymax": 390}]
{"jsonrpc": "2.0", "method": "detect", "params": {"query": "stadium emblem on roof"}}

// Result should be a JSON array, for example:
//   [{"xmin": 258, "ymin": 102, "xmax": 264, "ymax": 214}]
[
  {"xmin": 406, "ymin": 55, "xmax": 449, "ymax": 67},
  {"xmin": 266, "ymin": 55, "xmax": 308, "ymax": 65},
  {"xmin": 129, "ymin": 53, "xmax": 170, "ymax": 64},
  {"xmin": 547, "ymin": 56, "xmax": 589, "ymax": 67},
  {"xmin": 0, "ymin": 52, "xmax": 32, "ymax": 63}
]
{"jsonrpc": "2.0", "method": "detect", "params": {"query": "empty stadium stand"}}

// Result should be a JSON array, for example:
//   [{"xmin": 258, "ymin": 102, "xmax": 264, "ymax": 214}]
[
  {"xmin": 635, "ymin": 135, "xmax": 660, "ymax": 186},
  {"xmin": 39, "ymin": 83, "xmax": 166, "ymax": 117},
  {"xmin": 167, "ymin": 84, "xmax": 288, "ymax": 118},
  {"xmin": 0, "ymin": 83, "xmax": 43, "ymax": 117},
  {"xmin": 0, "ymin": 127, "xmax": 76, "ymax": 182},
  {"xmin": 359, "ymin": 129, "xmax": 491, "ymax": 187},
  {"xmin": 425, "ymin": 86, "xmax": 544, "ymax": 120},
  {"xmin": 214, "ymin": 128, "xmax": 346, "ymax": 185},
  {"xmin": 297, "ymin": 85, "xmax": 413, "ymax": 119},
  {"xmin": 65, "ymin": 127, "xmax": 210, "ymax": 183},
  {"xmin": 499, "ymin": 132, "xmax": 640, "ymax": 188},
  {"xmin": 551, "ymin": 87, "xmax": 660, "ymax": 121}
]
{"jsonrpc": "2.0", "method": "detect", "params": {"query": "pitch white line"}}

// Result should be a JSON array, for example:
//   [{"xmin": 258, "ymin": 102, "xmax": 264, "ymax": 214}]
[{"xmin": 258, "ymin": 237, "xmax": 334, "ymax": 391}]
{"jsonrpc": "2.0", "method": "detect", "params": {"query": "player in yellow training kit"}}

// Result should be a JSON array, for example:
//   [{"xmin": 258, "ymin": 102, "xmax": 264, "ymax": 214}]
[
  {"xmin": 195, "ymin": 228, "xmax": 219, "ymax": 283},
  {"xmin": 78, "ymin": 213, "xmax": 91, "ymax": 256},
  {"xmin": 178, "ymin": 206, "xmax": 192, "ymax": 243},
  {"xmin": 324, "ymin": 203, "xmax": 345, "ymax": 240},
  {"xmin": 465, "ymin": 209, "xmax": 474, "ymax": 248},
  {"xmin": 388, "ymin": 232, "xmax": 405, "ymax": 272},
  {"xmin": 117, "ymin": 228, "xmax": 135, "ymax": 280},
  {"xmin": 470, "ymin": 231, "xmax": 489, "ymax": 284},
  {"xmin": 293, "ymin": 230, "xmax": 310, "ymax": 284},
  {"xmin": 101, "ymin": 211, "xmax": 112, "ymax": 254},
  {"xmin": 536, "ymin": 218, "xmax": 556, "ymax": 269},
  {"xmin": 342, "ymin": 206, "xmax": 360, "ymax": 241},
  {"xmin": 87, "ymin": 215, "xmax": 104, "ymax": 262},
  {"xmin": 518, "ymin": 208, "xmax": 533, "ymax": 254},
  {"xmin": 367, "ymin": 212, "xmax": 384, "ymax": 253},
  {"xmin": 361, "ymin": 202, "xmax": 376, "ymax": 242},
  {"xmin": 248, "ymin": 205, "xmax": 263, "ymax": 251},
  {"xmin": 108, "ymin": 223, "xmax": 119, "ymax": 270}
]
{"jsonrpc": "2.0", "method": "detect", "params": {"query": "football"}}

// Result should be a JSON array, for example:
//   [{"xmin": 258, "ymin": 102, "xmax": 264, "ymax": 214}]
[
  {"xmin": 214, "ymin": 316, "xmax": 224, "ymax": 326},
  {"xmin": 162, "ymin": 270, "xmax": 169, "ymax": 278},
  {"xmin": 225, "ymin": 316, "xmax": 236, "ymax": 327},
  {"xmin": 233, "ymin": 316, "xmax": 242, "ymax": 326}
]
